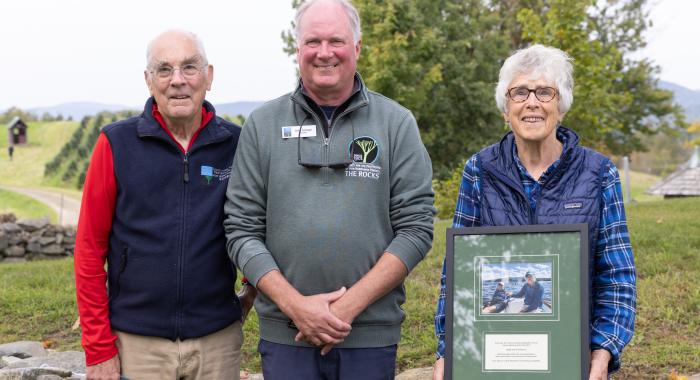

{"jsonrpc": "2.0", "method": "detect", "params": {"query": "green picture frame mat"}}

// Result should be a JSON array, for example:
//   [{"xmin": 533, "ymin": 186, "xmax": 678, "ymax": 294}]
[{"xmin": 445, "ymin": 224, "xmax": 589, "ymax": 380}]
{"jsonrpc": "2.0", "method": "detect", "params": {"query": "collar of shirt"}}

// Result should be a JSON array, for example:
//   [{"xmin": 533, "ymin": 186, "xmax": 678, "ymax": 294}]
[
  {"xmin": 300, "ymin": 76, "xmax": 362, "ymax": 130},
  {"xmin": 319, "ymin": 105, "xmax": 337, "ymax": 124},
  {"xmin": 511, "ymin": 129, "xmax": 567, "ymax": 210},
  {"xmin": 151, "ymin": 104, "xmax": 214, "ymax": 153}
]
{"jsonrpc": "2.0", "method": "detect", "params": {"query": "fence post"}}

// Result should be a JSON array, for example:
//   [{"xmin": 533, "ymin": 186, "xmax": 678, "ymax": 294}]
[
  {"xmin": 623, "ymin": 156, "xmax": 633, "ymax": 203},
  {"xmin": 60, "ymin": 193, "xmax": 64, "ymax": 225}
]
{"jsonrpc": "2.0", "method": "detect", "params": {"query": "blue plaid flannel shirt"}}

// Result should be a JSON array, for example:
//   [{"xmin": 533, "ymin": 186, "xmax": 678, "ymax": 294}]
[{"xmin": 434, "ymin": 141, "xmax": 636, "ymax": 372}]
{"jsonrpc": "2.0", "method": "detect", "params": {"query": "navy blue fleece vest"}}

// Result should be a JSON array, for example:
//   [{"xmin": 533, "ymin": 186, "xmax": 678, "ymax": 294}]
[
  {"xmin": 477, "ymin": 127, "xmax": 609, "ymax": 259},
  {"xmin": 103, "ymin": 98, "xmax": 242, "ymax": 340}
]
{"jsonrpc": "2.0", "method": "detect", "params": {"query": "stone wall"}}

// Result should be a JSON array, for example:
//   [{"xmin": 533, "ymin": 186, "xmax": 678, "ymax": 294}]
[
  {"xmin": 0, "ymin": 341, "xmax": 85, "ymax": 380},
  {"xmin": 0, "ymin": 214, "xmax": 75, "ymax": 263}
]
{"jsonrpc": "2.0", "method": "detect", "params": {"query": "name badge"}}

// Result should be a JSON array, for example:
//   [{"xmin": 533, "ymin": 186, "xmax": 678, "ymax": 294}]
[{"xmin": 281, "ymin": 125, "xmax": 317, "ymax": 139}]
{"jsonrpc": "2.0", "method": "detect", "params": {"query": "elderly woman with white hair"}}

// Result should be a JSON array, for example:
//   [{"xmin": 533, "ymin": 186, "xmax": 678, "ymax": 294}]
[{"xmin": 432, "ymin": 44, "xmax": 636, "ymax": 380}]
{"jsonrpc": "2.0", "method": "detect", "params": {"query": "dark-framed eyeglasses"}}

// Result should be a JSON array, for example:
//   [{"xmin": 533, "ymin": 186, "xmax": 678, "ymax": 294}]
[
  {"xmin": 297, "ymin": 116, "xmax": 356, "ymax": 169},
  {"xmin": 507, "ymin": 86, "xmax": 558, "ymax": 103},
  {"xmin": 150, "ymin": 64, "xmax": 204, "ymax": 80}
]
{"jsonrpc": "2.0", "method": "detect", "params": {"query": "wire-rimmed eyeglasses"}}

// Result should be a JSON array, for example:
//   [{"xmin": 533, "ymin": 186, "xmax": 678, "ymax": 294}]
[{"xmin": 150, "ymin": 64, "xmax": 205, "ymax": 80}]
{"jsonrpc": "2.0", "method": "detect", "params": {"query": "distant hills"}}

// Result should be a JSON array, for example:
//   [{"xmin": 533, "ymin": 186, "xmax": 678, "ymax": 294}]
[
  {"xmin": 6, "ymin": 81, "xmax": 699, "ymax": 122},
  {"xmin": 214, "ymin": 101, "xmax": 266, "ymax": 118},
  {"xmin": 21, "ymin": 100, "xmax": 266, "ymax": 121},
  {"xmin": 659, "ymin": 81, "xmax": 700, "ymax": 122},
  {"xmin": 28, "ymin": 102, "xmax": 136, "ymax": 121}
]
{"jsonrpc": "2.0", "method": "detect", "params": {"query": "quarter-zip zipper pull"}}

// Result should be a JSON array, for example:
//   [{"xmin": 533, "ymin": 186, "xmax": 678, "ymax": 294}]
[{"xmin": 183, "ymin": 155, "xmax": 189, "ymax": 183}]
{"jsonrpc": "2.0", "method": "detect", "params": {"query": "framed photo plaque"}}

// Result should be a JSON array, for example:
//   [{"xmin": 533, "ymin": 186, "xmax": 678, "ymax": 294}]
[{"xmin": 445, "ymin": 224, "xmax": 589, "ymax": 379}]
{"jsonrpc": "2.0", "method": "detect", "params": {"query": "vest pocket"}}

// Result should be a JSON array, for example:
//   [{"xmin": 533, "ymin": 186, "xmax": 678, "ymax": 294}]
[{"xmin": 109, "ymin": 246, "xmax": 129, "ymax": 302}]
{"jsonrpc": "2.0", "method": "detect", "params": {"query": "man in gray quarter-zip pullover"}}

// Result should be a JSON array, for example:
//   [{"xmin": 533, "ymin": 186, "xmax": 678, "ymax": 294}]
[{"xmin": 223, "ymin": 1, "xmax": 435, "ymax": 378}]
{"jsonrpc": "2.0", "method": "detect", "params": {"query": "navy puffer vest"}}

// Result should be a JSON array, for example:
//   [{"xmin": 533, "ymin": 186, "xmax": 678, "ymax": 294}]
[{"xmin": 477, "ymin": 127, "xmax": 609, "ymax": 261}]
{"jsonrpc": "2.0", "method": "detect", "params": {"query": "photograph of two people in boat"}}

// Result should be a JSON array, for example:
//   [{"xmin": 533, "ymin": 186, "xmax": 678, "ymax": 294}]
[{"xmin": 480, "ymin": 262, "xmax": 553, "ymax": 314}]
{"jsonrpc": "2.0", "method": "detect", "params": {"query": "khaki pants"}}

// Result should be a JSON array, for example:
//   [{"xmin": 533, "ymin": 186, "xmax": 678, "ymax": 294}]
[{"xmin": 115, "ymin": 322, "xmax": 242, "ymax": 380}]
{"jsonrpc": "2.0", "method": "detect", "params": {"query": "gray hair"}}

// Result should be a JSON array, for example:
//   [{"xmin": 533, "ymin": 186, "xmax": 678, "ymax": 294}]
[
  {"xmin": 146, "ymin": 29, "xmax": 208, "ymax": 71},
  {"xmin": 495, "ymin": 44, "xmax": 574, "ymax": 115},
  {"xmin": 295, "ymin": 0, "xmax": 362, "ymax": 46}
]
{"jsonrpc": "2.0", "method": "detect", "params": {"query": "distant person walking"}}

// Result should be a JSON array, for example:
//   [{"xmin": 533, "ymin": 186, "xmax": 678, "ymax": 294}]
[{"xmin": 7, "ymin": 145, "xmax": 13, "ymax": 161}]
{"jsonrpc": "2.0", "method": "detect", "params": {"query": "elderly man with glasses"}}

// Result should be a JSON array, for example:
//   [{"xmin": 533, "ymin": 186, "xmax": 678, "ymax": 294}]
[
  {"xmin": 74, "ymin": 29, "xmax": 252, "ymax": 380},
  {"xmin": 223, "ymin": 0, "xmax": 435, "ymax": 378}
]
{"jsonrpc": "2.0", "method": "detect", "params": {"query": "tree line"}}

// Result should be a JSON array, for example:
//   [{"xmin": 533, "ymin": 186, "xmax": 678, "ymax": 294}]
[
  {"xmin": 1, "ymin": 107, "xmax": 73, "ymax": 124},
  {"xmin": 283, "ymin": 0, "xmax": 686, "ymax": 177}
]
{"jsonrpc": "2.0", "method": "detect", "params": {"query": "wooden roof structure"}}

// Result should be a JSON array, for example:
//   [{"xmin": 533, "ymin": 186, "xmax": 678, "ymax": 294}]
[
  {"xmin": 647, "ymin": 146, "xmax": 700, "ymax": 197},
  {"xmin": 6, "ymin": 116, "xmax": 26, "ymax": 130},
  {"xmin": 6, "ymin": 116, "xmax": 29, "ymax": 146}
]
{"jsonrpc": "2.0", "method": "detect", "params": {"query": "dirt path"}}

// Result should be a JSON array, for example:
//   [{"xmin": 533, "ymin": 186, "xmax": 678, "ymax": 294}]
[{"xmin": 0, "ymin": 185, "xmax": 81, "ymax": 226}]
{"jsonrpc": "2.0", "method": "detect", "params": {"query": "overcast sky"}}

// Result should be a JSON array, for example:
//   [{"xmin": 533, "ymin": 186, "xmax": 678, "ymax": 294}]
[
  {"xmin": 0, "ymin": 0, "xmax": 298, "ymax": 110},
  {"xmin": 0, "ymin": 0, "xmax": 698, "ymax": 111},
  {"xmin": 640, "ymin": 0, "xmax": 700, "ymax": 91}
]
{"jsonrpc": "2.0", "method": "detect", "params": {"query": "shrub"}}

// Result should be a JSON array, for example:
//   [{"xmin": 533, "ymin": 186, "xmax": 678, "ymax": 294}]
[{"xmin": 433, "ymin": 166, "xmax": 463, "ymax": 220}]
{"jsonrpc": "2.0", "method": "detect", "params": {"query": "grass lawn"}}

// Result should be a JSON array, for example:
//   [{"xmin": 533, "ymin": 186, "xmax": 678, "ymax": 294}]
[
  {"xmin": 0, "ymin": 121, "xmax": 79, "ymax": 188},
  {"xmin": 0, "ymin": 121, "xmax": 82, "ymax": 208},
  {"xmin": 1, "ymin": 199, "xmax": 698, "ymax": 379},
  {"xmin": 614, "ymin": 197, "xmax": 700, "ymax": 379},
  {"xmin": 0, "ymin": 259, "xmax": 81, "ymax": 351},
  {"xmin": 0, "ymin": 188, "xmax": 57, "ymax": 222},
  {"xmin": 0, "ymin": 120, "xmax": 83, "ymax": 218}
]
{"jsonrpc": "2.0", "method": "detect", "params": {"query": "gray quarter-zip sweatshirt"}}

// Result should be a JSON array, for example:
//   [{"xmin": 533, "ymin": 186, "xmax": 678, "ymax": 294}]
[{"xmin": 224, "ymin": 75, "xmax": 436, "ymax": 348}]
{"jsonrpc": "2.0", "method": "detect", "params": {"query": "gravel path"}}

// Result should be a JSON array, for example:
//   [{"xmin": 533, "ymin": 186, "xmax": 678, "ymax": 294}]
[{"xmin": 0, "ymin": 185, "xmax": 80, "ymax": 226}]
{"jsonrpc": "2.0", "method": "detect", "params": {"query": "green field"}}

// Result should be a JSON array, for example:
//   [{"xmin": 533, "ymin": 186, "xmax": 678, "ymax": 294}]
[
  {"xmin": 0, "ymin": 121, "xmax": 79, "ymax": 188},
  {"xmin": 1, "ymin": 198, "xmax": 698, "ymax": 379},
  {"xmin": 0, "ymin": 121, "xmax": 81, "ymax": 209},
  {"xmin": 616, "ymin": 198, "xmax": 700, "ymax": 379},
  {"xmin": 0, "ymin": 259, "xmax": 81, "ymax": 350},
  {"xmin": 0, "ymin": 120, "xmax": 83, "ymax": 218},
  {"xmin": 0, "ymin": 188, "xmax": 57, "ymax": 223}
]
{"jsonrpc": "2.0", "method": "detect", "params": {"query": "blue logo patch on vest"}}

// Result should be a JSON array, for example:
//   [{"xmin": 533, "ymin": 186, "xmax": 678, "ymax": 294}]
[
  {"xmin": 200, "ymin": 165, "xmax": 231, "ymax": 185},
  {"xmin": 201, "ymin": 165, "xmax": 214, "ymax": 185},
  {"xmin": 201, "ymin": 166, "xmax": 214, "ymax": 176}
]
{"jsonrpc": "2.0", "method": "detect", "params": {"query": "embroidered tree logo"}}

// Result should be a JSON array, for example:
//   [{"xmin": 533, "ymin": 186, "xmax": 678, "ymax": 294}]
[
  {"xmin": 357, "ymin": 140, "xmax": 377, "ymax": 163},
  {"xmin": 351, "ymin": 137, "xmax": 380, "ymax": 163}
]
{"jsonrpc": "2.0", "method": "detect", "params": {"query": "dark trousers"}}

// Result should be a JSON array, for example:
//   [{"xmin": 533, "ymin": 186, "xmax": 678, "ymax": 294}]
[{"xmin": 259, "ymin": 340, "xmax": 397, "ymax": 380}]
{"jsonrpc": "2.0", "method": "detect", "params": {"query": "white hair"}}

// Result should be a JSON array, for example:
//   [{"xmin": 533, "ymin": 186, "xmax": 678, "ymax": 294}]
[
  {"xmin": 495, "ymin": 44, "xmax": 574, "ymax": 115},
  {"xmin": 295, "ymin": 0, "xmax": 362, "ymax": 46},
  {"xmin": 146, "ymin": 29, "xmax": 208, "ymax": 70}
]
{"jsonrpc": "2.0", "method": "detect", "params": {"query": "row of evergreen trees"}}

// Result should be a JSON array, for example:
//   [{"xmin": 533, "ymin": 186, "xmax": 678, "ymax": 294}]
[{"xmin": 44, "ymin": 111, "xmax": 137, "ymax": 189}]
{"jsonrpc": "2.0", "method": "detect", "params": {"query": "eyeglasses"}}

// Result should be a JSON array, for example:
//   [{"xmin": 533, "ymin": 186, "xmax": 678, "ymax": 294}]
[
  {"xmin": 297, "ymin": 114, "xmax": 356, "ymax": 169},
  {"xmin": 150, "ymin": 64, "xmax": 204, "ymax": 80},
  {"xmin": 507, "ymin": 86, "xmax": 558, "ymax": 103}
]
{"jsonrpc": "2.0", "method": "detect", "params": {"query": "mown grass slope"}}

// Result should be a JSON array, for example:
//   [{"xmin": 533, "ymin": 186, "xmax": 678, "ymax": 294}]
[{"xmin": 0, "ymin": 121, "xmax": 79, "ymax": 189}]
